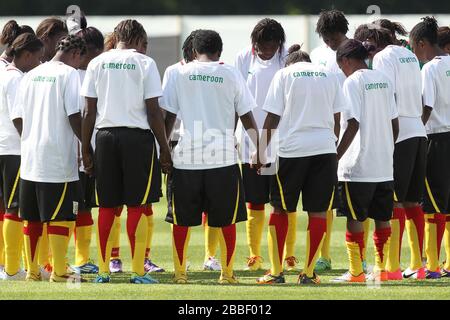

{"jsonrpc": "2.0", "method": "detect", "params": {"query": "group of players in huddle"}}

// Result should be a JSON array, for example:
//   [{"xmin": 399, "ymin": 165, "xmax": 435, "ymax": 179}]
[{"xmin": 0, "ymin": 9, "xmax": 449, "ymax": 285}]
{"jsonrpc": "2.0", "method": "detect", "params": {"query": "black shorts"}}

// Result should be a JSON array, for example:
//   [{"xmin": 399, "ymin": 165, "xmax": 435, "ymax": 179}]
[
  {"xmin": 19, "ymin": 179, "xmax": 81, "ymax": 222},
  {"xmin": 78, "ymin": 171, "xmax": 97, "ymax": 211},
  {"xmin": 394, "ymin": 137, "xmax": 427, "ymax": 203},
  {"xmin": 241, "ymin": 163, "xmax": 271, "ymax": 205},
  {"xmin": 270, "ymin": 154, "xmax": 337, "ymax": 213},
  {"xmin": 95, "ymin": 128, "xmax": 162, "ymax": 208},
  {"xmin": 423, "ymin": 132, "xmax": 450, "ymax": 214},
  {"xmin": 337, "ymin": 181, "xmax": 394, "ymax": 222},
  {"xmin": 166, "ymin": 165, "xmax": 247, "ymax": 227},
  {"xmin": 0, "ymin": 155, "xmax": 20, "ymax": 211}
]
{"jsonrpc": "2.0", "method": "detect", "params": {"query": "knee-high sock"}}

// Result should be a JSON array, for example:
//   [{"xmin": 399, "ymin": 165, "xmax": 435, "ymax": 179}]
[
  {"xmin": 405, "ymin": 206, "xmax": 425, "ymax": 270},
  {"xmin": 97, "ymin": 207, "xmax": 118, "ymax": 274},
  {"xmin": 268, "ymin": 213, "xmax": 288, "ymax": 276},
  {"xmin": 172, "ymin": 224, "xmax": 191, "ymax": 277},
  {"xmin": 0, "ymin": 212, "xmax": 4, "ymax": 267},
  {"xmin": 38, "ymin": 223, "xmax": 50, "ymax": 267},
  {"xmin": 204, "ymin": 215, "xmax": 220, "ymax": 261},
  {"xmin": 346, "ymin": 231, "xmax": 365, "ymax": 276},
  {"xmin": 362, "ymin": 219, "xmax": 370, "ymax": 261},
  {"xmin": 320, "ymin": 210, "xmax": 333, "ymax": 260},
  {"xmin": 127, "ymin": 207, "xmax": 148, "ymax": 276},
  {"xmin": 425, "ymin": 213, "xmax": 446, "ymax": 272},
  {"xmin": 246, "ymin": 203, "xmax": 265, "ymax": 258},
  {"xmin": 444, "ymin": 216, "xmax": 450, "ymax": 271},
  {"xmin": 284, "ymin": 212, "xmax": 297, "ymax": 259},
  {"xmin": 110, "ymin": 206, "xmax": 122, "ymax": 260},
  {"xmin": 144, "ymin": 206, "xmax": 154, "ymax": 259},
  {"xmin": 219, "ymin": 224, "xmax": 236, "ymax": 277},
  {"xmin": 386, "ymin": 208, "xmax": 405, "ymax": 272},
  {"xmin": 48, "ymin": 221, "xmax": 74, "ymax": 276},
  {"xmin": 3, "ymin": 214, "xmax": 23, "ymax": 275},
  {"xmin": 303, "ymin": 216, "xmax": 327, "ymax": 277},
  {"xmin": 74, "ymin": 212, "xmax": 94, "ymax": 267},
  {"xmin": 23, "ymin": 221, "xmax": 43, "ymax": 276},
  {"xmin": 374, "ymin": 227, "xmax": 392, "ymax": 272}
]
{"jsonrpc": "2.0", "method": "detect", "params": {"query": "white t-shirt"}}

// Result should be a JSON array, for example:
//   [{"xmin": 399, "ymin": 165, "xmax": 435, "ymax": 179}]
[
  {"xmin": 161, "ymin": 60, "xmax": 256, "ymax": 170},
  {"xmin": 0, "ymin": 58, "xmax": 9, "ymax": 70},
  {"xmin": 372, "ymin": 45, "xmax": 426, "ymax": 142},
  {"xmin": 310, "ymin": 44, "xmax": 346, "ymax": 85},
  {"xmin": 11, "ymin": 61, "xmax": 81, "ymax": 183},
  {"xmin": 81, "ymin": 49, "xmax": 162, "ymax": 130},
  {"xmin": 235, "ymin": 46, "xmax": 287, "ymax": 163},
  {"xmin": 339, "ymin": 69, "xmax": 398, "ymax": 182},
  {"xmin": 422, "ymin": 55, "xmax": 450, "ymax": 135},
  {"xmin": 160, "ymin": 60, "xmax": 185, "ymax": 142},
  {"xmin": 263, "ymin": 62, "xmax": 345, "ymax": 158},
  {"xmin": 0, "ymin": 66, "xmax": 22, "ymax": 155}
]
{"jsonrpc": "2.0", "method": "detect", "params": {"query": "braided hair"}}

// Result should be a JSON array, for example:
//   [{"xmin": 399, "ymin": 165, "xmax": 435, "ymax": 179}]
[
  {"xmin": 251, "ymin": 18, "xmax": 285, "ymax": 54},
  {"xmin": 114, "ymin": 19, "xmax": 147, "ymax": 46},
  {"xmin": 285, "ymin": 44, "xmax": 311, "ymax": 66},
  {"xmin": 182, "ymin": 30, "xmax": 198, "ymax": 63},
  {"xmin": 410, "ymin": 16, "xmax": 439, "ymax": 45},
  {"xmin": 56, "ymin": 34, "xmax": 87, "ymax": 56}
]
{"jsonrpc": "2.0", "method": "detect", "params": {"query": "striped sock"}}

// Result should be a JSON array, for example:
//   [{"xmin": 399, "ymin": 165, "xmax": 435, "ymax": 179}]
[
  {"xmin": 48, "ymin": 221, "xmax": 75, "ymax": 276},
  {"xmin": 74, "ymin": 211, "xmax": 94, "ymax": 267},
  {"xmin": 346, "ymin": 231, "xmax": 365, "ymax": 276}
]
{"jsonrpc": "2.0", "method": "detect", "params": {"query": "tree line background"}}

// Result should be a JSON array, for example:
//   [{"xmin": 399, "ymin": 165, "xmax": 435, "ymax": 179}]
[{"xmin": 2, "ymin": 0, "xmax": 449, "ymax": 16}]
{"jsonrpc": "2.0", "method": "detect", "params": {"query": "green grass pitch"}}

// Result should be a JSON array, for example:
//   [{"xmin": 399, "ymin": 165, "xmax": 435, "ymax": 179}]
[{"xmin": 1, "ymin": 197, "xmax": 449, "ymax": 300}]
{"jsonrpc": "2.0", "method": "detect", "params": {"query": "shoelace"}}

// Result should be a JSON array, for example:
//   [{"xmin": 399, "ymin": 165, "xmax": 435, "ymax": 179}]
[
  {"xmin": 247, "ymin": 256, "xmax": 263, "ymax": 266},
  {"xmin": 285, "ymin": 256, "xmax": 299, "ymax": 266}
]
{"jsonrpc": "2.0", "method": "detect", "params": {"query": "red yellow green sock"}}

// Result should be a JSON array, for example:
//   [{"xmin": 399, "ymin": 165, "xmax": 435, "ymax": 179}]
[
  {"xmin": 373, "ymin": 227, "xmax": 391, "ymax": 272},
  {"xmin": 23, "ymin": 221, "xmax": 43, "ymax": 276},
  {"xmin": 219, "ymin": 224, "xmax": 236, "ymax": 278},
  {"xmin": 284, "ymin": 212, "xmax": 297, "ymax": 259},
  {"xmin": 246, "ymin": 203, "xmax": 265, "ymax": 258},
  {"xmin": 144, "ymin": 206, "xmax": 154, "ymax": 259},
  {"xmin": 172, "ymin": 224, "xmax": 191, "ymax": 277},
  {"xmin": 320, "ymin": 210, "xmax": 333, "ymax": 260},
  {"xmin": 303, "ymin": 216, "xmax": 327, "ymax": 277},
  {"xmin": 3, "ymin": 214, "xmax": 23, "ymax": 275},
  {"xmin": 386, "ymin": 207, "xmax": 405, "ymax": 272},
  {"xmin": 126, "ymin": 207, "xmax": 148, "ymax": 276},
  {"xmin": 346, "ymin": 231, "xmax": 365, "ymax": 276},
  {"xmin": 48, "ymin": 221, "xmax": 75, "ymax": 276},
  {"xmin": 74, "ymin": 211, "xmax": 94, "ymax": 266},
  {"xmin": 97, "ymin": 207, "xmax": 118, "ymax": 274},
  {"xmin": 267, "ymin": 213, "xmax": 288, "ymax": 276},
  {"xmin": 405, "ymin": 206, "xmax": 425, "ymax": 270}
]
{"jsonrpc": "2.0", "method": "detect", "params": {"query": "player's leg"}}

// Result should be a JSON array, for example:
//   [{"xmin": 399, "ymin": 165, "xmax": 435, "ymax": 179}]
[
  {"xmin": 424, "ymin": 133, "xmax": 450, "ymax": 279},
  {"xmin": 20, "ymin": 179, "xmax": 43, "ymax": 281},
  {"xmin": 315, "ymin": 209, "xmax": 333, "ymax": 272},
  {"xmin": 0, "ymin": 155, "xmax": 25, "ymax": 280},
  {"xmin": 257, "ymin": 157, "xmax": 302, "ymax": 284},
  {"xmin": 72, "ymin": 172, "xmax": 98, "ymax": 274},
  {"xmin": 205, "ymin": 165, "xmax": 246, "ymax": 284},
  {"xmin": 387, "ymin": 139, "xmax": 415, "ymax": 279},
  {"xmin": 402, "ymin": 137, "xmax": 427, "ymax": 279},
  {"xmin": 0, "ymin": 180, "xmax": 4, "ymax": 273},
  {"xmin": 121, "ymin": 128, "xmax": 161, "ymax": 284},
  {"xmin": 40, "ymin": 181, "xmax": 82, "ymax": 283},
  {"xmin": 443, "ymin": 210, "xmax": 450, "ymax": 277},
  {"xmin": 94, "ymin": 128, "xmax": 124, "ymax": 283},
  {"xmin": 203, "ymin": 213, "xmax": 221, "ymax": 271},
  {"xmin": 143, "ymin": 204, "xmax": 165, "ymax": 273},
  {"xmin": 368, "ymin": 182, "xmax": 395, "ymax": 282},
  {"xmin": 242, "ymin": 163, "xmax": 268, "ymax": 271},
  {"xmin": 109, "ymin": 206, "xmax": 123, "ymax": 273},
  {"xmin": 332, "ymin": 182, "xmax": 374, "ymax": 283},
  {"xmin": 166, "ymin": 168, "xmax": 203, "ymax": 283},
  {"xmin": 298, "ymin": 154, "xmax": 337, "ymax": 285}
]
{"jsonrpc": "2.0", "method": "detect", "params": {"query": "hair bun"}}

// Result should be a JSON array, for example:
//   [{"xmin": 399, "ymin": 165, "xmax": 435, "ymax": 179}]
[
  {"xmin": 288, "ymin": 44, "xmax": 301, "ymax": 54},
  {"xmin": 422, "ymin": 16, "xmax": 438, "ymax": 30}
]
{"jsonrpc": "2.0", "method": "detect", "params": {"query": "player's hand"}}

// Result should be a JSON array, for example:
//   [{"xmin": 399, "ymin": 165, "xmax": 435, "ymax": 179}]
[
  {"xmin": 250, "ymin": 150, "xmax": 266, "ymax": 172},
  {"xmin": 82, "ymin": 151, "xmax": 94, "ymax": 177},
  {"xmin": 160, "ymin": 147, "xmax": 173, "ymax": 174}
]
